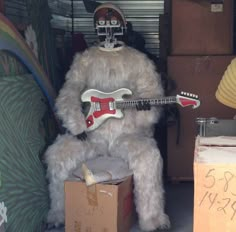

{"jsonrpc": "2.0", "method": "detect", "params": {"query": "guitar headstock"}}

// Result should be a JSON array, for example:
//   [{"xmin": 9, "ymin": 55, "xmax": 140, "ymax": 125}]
[{"xmin": 176, "ymin": 91, "xmax": 201, "ymax": 109}]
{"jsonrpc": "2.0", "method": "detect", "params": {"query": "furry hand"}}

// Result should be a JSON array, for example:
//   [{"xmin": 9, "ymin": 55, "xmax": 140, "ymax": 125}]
[
  {"xmin": 76, "ymin": 131, "xmax": 87, "ymax": 141},
  {"xmin": 136, "ymin": 101, "xmax": 151, "ymax": 111}
]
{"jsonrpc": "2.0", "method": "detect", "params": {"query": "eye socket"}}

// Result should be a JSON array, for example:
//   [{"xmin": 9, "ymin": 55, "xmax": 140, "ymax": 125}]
[
  {"xmin": 110, "ymin": 16, "xmax": 118, "ymax": 25},
  {"xmin": 98, "ymin": 17, "xmax": 105, "ymax": 25}
]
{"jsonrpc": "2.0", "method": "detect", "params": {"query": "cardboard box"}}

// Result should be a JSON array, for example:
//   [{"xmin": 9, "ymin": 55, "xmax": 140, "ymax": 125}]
[
  {"xmin": 65, "ymin": 176, "xmax": 134, "ymax": 232},
  {"xmin": 194, "ymin": 136, "xmax": 236, "ymax": 232},
  {"xmin": 167, "ymin": 56, "xmax": 236, "ymax": 180},
  {"xmin": 171, "ymin": 0, "xmax": 234, "ymax": 55}
]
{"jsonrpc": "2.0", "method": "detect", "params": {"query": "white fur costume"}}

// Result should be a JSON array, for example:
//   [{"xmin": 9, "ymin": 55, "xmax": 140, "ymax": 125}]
[{"xmin": 45, "ymin": 45, "xmax": 170, "ymax": 231}]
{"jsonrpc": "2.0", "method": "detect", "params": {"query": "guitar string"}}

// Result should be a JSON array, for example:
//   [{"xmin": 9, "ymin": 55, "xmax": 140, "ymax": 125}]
[
  {"xmin": 91, "ymin": 97, "xmax": 178, "ymax": 106},
  {"xmin": 96, "ymin": 99, "xmax": 177, "ymax": 107}
]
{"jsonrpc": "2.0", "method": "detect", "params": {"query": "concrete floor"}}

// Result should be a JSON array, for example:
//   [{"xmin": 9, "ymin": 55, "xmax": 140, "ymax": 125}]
[
  {"xmin": 46, "ymin": 182, "xmax": 194, "ymax": 232},
  {"xmin": 164, "ymin": 182, "xmax": 193, "ymax": 232},
  {"xmin": 130, "ymin": 182, "xmax": 194, "ymax": 232}
]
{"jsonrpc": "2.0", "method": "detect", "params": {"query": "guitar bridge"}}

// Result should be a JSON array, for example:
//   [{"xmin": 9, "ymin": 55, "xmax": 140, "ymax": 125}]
[{"xmin": 109, "ymin": 101, "xmax": 115, "ymax": 110}]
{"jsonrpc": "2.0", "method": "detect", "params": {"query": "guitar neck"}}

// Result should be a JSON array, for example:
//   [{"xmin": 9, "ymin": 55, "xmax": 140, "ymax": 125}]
[{"xmin": 116, "ymin": 96, "xmax": 177, "ymax": 109}]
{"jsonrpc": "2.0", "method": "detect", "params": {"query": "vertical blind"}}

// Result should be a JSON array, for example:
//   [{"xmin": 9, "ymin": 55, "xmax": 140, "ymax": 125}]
[{"xmin": 5, "ymin": 0, "xmax": 29, "ymax": 27}]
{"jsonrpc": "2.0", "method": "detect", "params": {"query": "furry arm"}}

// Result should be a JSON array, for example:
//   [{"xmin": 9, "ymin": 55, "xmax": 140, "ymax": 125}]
[
  {"xmin": 133, "ymin": 52, "xmax": 164, "ymax": 127},
  {"xmin": 55, "ymin": 53, "xmax": 88, "ymax": 135}
]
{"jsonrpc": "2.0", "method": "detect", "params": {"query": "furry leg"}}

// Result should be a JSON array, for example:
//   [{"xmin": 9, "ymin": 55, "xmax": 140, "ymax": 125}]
[
  {"xmin": 44, "ymin": 134, "xmax": 98, "ymax": 225},
  {"xmin": 110, "ymin": 134, "xmax": 170, "ymax": 231}
]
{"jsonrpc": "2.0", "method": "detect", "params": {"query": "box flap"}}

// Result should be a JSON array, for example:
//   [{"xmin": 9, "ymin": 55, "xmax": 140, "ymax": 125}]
[
  {"xmin": 195, "ymin": 136, "xmax": 236, "ymax": 164},
  {"xmin": 66, "ymin": 175, "xmax": 133, "ymax": 185},
  {"xmin": 197, "ymin": 135, "xmax": 236, "ymax": 146}
]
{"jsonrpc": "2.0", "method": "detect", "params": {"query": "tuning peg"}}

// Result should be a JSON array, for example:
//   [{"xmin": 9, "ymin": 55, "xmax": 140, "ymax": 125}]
[{"xmin": 180, "ymin": 91, "xmax": 199, "ymax": 99}]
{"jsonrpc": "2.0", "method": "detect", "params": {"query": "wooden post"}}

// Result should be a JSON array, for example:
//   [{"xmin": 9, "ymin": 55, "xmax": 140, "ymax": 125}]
[{"xmin": 0, "ymin": 0, "xmax": 4, "ymax": 13}]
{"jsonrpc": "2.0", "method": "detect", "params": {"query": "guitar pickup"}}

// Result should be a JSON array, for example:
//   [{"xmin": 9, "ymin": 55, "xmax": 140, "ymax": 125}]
[
  {"xmin": 94, "ymin": 102, "xmax": 101, "ymax": 111},
  {"xmin": 109, "ymin": 102, "xmax": 115, "ymax": 110}
]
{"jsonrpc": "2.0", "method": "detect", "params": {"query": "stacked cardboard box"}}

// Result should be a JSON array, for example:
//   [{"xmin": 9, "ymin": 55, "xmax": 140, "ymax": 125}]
[
  {"xmin": 167, "ymin": 0, "xmax": 235, "ymax": 180},
  {"xmin": 167, "ymin": 56, "xmax": 236, "ymax": 179},
  {"xmin": 171, "ymin": 0, "xmax": 234, "ymax": 55}
]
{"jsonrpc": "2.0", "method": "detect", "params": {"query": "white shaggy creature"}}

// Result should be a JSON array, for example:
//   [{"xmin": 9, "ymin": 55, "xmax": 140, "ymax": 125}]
[
  {"xmin": 45, "ymin": 45, "xmax": 170, "ymax": 231},
  {"xmin": 45, "ymin": 3, "xmax": 169, "ymax": 230}
]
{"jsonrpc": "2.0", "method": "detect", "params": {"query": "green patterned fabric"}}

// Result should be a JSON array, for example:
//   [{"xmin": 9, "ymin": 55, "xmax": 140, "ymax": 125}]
[
  {"xmin": 0, "ymin": 74, "xmax": 56, "ymax": 231},
  {"xmin": 0, "ymin": 51, "xmax": 28, "ymax": 77}
]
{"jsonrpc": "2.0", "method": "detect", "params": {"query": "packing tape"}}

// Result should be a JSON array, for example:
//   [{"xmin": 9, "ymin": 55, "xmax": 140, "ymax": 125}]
[{"xmin": 86, "ymin": 184, "xmax": 98, "ymax": 206}]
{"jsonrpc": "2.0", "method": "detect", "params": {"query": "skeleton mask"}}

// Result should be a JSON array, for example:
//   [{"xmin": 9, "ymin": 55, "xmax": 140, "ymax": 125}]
[{"xmin": 94, "ymin": 3, "xmax": 127, "ymax": 50}]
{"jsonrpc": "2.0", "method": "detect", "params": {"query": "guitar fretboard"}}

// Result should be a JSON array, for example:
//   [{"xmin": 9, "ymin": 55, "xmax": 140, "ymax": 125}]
[{"xmin": 116, "ymin": 96, "xmax": 177, "ymax": 109}]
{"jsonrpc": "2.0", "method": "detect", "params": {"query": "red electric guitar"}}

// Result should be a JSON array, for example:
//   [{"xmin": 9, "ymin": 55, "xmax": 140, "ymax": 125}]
[{"xmin": 81, "ymin": 88, "xmax": 201, "ymax": 132}]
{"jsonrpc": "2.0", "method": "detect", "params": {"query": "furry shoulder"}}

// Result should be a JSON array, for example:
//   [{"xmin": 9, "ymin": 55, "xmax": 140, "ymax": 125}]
[{"xmin": 71, "ymin": 46, "xmax": 102, "ymax": 65}]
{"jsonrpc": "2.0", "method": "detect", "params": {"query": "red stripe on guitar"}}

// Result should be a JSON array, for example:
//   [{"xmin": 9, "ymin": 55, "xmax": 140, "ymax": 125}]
[
  {"xmin": 86, "ymin": 115, "xmax": 94, "ymax": 128},
  {"xmin": 91, "ymin": 96, "xmax": 116, "ymax": 118},
  {"xmin": 178, "ymin": 97, "xmax": 197, "ymax": 107}
]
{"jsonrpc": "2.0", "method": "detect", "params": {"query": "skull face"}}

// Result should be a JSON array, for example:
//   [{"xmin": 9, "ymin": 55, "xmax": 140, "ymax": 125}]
[{"xmin": 94, "ymin": 3, "xmax": 127, "ymax": 49}]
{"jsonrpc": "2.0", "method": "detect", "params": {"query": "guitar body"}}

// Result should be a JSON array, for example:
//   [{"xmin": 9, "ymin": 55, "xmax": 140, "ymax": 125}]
[{"xmin": 81, "ymin": 88, "xmax": 133, "ymax": 131}]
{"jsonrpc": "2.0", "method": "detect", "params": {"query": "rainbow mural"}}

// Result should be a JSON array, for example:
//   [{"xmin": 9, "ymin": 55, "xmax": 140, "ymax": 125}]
[{"xmin": 0, "ymin": 13, "xmax": 56, "ymax": 108}]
